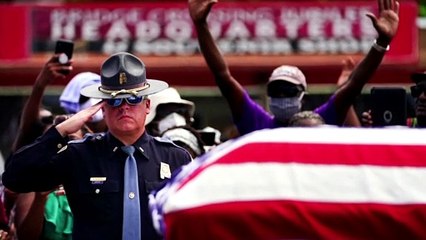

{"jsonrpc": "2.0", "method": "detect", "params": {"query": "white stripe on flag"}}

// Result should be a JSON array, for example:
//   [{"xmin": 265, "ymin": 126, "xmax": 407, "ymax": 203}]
[
  {"xmin": 163, "ymin": 163, "xmax": 426, "ymax": 213},
  {"xmin": 239, "ymin": 127, "xmax": 426, "ymax": 146}
]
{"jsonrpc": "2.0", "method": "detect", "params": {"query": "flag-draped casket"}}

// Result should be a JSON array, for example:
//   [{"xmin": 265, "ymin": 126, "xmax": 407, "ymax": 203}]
[{"xmin": 150, "ymin": 127, "xmax": 426, "ymax": 240}]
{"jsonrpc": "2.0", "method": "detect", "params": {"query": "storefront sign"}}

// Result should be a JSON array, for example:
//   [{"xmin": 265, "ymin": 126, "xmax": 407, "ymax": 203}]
[{"xmin": 27, "ymin": 2, "xmax": 417, "ymax": 60}]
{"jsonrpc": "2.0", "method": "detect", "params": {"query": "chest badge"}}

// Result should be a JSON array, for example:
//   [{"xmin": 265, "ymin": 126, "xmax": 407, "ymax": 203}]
[
  {"xmin": 160, "ymin": 162, "xmax": 171, "ymax": 179},
  {"xmin": 90, "ymin": 177, "xmax": 107, "ymax": 185}
]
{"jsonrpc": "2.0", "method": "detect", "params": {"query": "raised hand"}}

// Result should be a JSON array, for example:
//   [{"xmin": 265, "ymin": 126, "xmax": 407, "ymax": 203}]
[
  {"xmin": 56, "ymin": 101, "xmax": 105, "ymax": 137},
  {"xmin": 366, "ymin": 0, "xmax": 400, "ymax": 45},
  {"xmin": 188, "ymin": 0, "xmax": 217, "ymax": 24},
  {"xmin": 0, "ymin": 230, "xmax": 8, "ymax": 240},
  {"xmin": 36, "ymin": 54, "xmax": 73, "ymax": 87}
]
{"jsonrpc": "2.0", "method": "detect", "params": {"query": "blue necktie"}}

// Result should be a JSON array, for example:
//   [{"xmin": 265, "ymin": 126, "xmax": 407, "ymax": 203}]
[{"xmin": 121, "ymin": 146, "xmax": 141, "ymax": 240}]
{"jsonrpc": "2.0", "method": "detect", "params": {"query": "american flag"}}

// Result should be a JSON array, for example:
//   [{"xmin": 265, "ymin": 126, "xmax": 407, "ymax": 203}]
[{"xmin": 150, "ymin": 127, "xmax": 426, "ymax": 240}]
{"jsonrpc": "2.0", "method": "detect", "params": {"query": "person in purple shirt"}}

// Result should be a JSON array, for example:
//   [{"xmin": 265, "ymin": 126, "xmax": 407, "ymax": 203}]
[{"xmin": 189, "ymin": 0, "xmax": 400, "ymax": 136}]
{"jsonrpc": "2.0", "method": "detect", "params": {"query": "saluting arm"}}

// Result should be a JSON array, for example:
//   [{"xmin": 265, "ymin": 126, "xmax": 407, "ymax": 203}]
[{"xmin": 3, "ymin": 127, "xmax": 68, "ymax": 193}]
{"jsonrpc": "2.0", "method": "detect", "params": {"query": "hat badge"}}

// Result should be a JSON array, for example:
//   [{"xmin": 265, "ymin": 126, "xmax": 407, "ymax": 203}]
[{"xmin": 119, "ymin": 72, "xmax": 127, "ymax": 85}]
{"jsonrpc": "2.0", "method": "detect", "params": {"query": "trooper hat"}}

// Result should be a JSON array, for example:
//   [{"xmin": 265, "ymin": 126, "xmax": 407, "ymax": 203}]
[
  {"xmin": 268, "ymin": 65, "xmax": 307, "ymax": 91},
  {"xmin": 411, "ymin": 71, "xmax": 426, "ymax": 84},
  {"xmin": 81, "ymin": 52, "xmax": 168, "ymax": 99}
]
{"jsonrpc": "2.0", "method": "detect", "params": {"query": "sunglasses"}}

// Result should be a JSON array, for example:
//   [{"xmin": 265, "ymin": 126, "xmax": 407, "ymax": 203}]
[
  {"xmin": 106, "ymin": 96, "xmax": 145, "ymax": 107},
  {"xmin": 410, "ymin": 85, "xmax": 426, "ymax": 98},
  {"xmin": 267, "ymin": 82, "xmax": 304, "ymax": 98}
]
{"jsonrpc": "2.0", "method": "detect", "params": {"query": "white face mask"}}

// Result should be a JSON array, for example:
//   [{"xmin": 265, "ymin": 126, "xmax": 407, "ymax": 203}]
[
  {"xmin": 157, "ymin": 112, "xmax": 187, "ymax": 135},
  {"xmin": 268, "ymin": 97, "xmax": 302, "ymax": 123}
]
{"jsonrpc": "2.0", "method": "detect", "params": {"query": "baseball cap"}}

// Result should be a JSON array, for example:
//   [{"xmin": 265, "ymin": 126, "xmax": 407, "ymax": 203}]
[
  {"xmin": 60, "ymin": 72, "xmax": 102, "ymax": 114},
  {"xmin": 268, "ymin": 65, "xmax": 307, "ymax": 91}
]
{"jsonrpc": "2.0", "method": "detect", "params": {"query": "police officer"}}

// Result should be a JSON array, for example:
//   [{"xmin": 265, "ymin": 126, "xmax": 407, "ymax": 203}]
[{"xmin": 3, "ymin": 52, "xmax": 192, "ymax": 239}]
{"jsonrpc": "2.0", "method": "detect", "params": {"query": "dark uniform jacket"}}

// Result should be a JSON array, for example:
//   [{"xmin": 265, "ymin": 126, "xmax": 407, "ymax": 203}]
[{"xmin": 3, "ymin": 127, "xmax": 192, "ymax": 240}]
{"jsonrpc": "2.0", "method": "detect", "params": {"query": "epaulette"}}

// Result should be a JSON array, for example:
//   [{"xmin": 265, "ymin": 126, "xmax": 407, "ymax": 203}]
[
  {"xmin": 153, "ymin": 136, "xmax": 193, "ymax": 160},
  {"xmin": 153, "ymin": 136, "xmax": 193, "ymax": 156},
  {"xmin": 153, "ymin": 136, "xmax": 181, "ymax": 148},
  {"xmin": 154, "ymin": 136, "xmax": 173, "ymax": 144},
  {"xmin": 68, "ymin": 132, "xmax": 106, "ymax": 144}
]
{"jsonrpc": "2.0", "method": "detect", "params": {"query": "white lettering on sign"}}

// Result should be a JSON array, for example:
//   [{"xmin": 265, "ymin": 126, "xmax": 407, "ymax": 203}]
[
  {"xmin": 282, "ymin": 19, "xmax": 305, "ymax": 39},
  {"xmin": 82, "ymin": 20, "xmax": 101, "ymax": 41},
  {"xmin": 224, "ymin": 20, "xmax": 251, "ymax": 39},
  {"xmin": 255, "ymin": 19, "xmax": 277, "ymax": 38},
  {"xmin": 103, "ymin": 20, "xmax": 131, "ymax": 54},
  {"xmin": 103, "ymin": 39, "xmax": 129, "ymax": 54},
  {"xmin": 46, "ymin": 5, "xmax": 377, "ymax": 55},
  {"xmin": 105, "ymin": 20, "xmax": 131, "ymax": 40},
  {"xmin": 164, "ymin": 20, "xmax": 192, "ymax": 42},
  {"xmin": 298, "ymin": 38, "xmax": 373, "ymax": 54},
  {"xmin": 332, "ymin": 19, "xmax": 353, "ymax": 38},
  {"xmin": 51, "ymin": 21, "xmax": 76, "ymax": 40},
  {"xmin": 136, "ymin": 20, "xmax": 161, "ymax": 41},
  {"xmin": 308, "ymin": 18, "xmax": 326, "ymax": 38}
]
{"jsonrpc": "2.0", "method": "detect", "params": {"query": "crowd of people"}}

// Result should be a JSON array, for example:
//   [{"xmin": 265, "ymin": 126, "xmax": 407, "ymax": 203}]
[{"xmin": 0, "ymin": 0, "xmax": 425, "ymax": 239}]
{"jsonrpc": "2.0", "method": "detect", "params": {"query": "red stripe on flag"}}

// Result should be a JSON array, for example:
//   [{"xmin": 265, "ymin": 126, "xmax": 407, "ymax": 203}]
[
  {"xmin": 165, "ymin": 201, "xmax": 426, "ymax": 240},
  {"xmin": 216, "ymin": 143, "xmax": 426, "ymax": 167}
]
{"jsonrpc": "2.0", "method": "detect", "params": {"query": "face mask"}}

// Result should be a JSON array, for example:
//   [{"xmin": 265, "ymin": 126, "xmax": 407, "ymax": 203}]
[
  {"xmin": 268, "ymin": 97, "xmax": 302, "ymax": 122},
  {"xmin": 158, "ymin": 112, "xmax": 187, "ymax": 135}
]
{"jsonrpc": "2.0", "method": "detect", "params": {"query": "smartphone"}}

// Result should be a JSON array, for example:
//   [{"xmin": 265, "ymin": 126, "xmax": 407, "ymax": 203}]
[
  {"xmin": 370, "ymin": 87, "xmax": 407, "ymax": 127},
  {"xmin": 54, "ymin": 39, "xmax": 74, "ymax": 74}
]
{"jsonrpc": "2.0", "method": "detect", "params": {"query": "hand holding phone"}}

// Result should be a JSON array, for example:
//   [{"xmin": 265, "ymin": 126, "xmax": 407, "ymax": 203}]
[
  {"xmin": 55, "ymin": 39, "xmax": 74, "ymax": 74},
  {"xmin": 370, "ymin": 87, "xmax": 407, "ymax": 127}
]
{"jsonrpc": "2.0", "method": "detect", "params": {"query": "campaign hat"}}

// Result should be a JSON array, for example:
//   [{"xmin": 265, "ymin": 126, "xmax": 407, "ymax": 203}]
[{"xmin": 81, "ymin": 52, "xmax": 168, "ymax": 99}]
